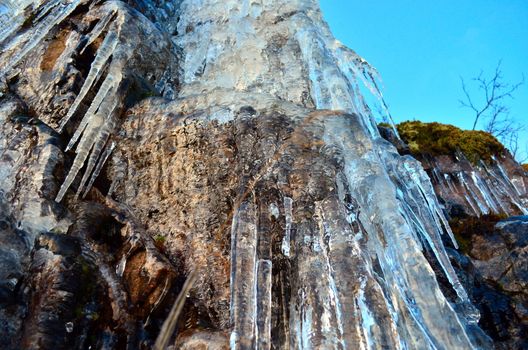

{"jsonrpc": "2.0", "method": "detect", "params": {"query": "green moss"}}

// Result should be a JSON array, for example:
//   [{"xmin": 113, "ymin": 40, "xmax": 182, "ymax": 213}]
[
  {"xmin": 378, "ymin": 122, "xmax": 392, "ymax": 128},
  {"xmin": 396, "ymin": 121, "xmax": 506, "ymax": 164},
  {"xmin": 154, "ymin": 234, "xmax": 166, "ymax": 244},
  {"xmin": 154, "ymin": 234, "xmax": 167, "ymax": 253}
]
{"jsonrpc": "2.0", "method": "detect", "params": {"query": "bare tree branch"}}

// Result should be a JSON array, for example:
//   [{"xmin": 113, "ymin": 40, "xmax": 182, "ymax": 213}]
[
  {"xmin": 460, "ymin": 60, "xmax": 524, "ymax": 132},
  {"xmin": 460, "ymin": 61, "xmax": 526, "ymax": 162}
]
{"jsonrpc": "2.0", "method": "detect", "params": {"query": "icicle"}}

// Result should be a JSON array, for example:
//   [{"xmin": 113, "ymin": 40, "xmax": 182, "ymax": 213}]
[
  {"xmin": 255, "ymin": 259, "xmax": 272, "ymax": 350},
  {"xmin": 333, "ymin": 43, "xmax": 398, "ymax": 135},
  {"xmin": 58, "ymin": 31, "xmax": 119, "ymax": 132},
  {"xmin": 281, "ymin": 197, "xmax": 292, "ymax": 257},
  {"xmin": 470, "ymin": 171, "xmax": 500, "ymax": 213},
  {"xmin": 2, "ymin": 0, "xmax": 81, "ymax": 75},
  {"xmin": 458, "ymin": 172, "xmax": 488, "ymax": 214},
  {"xmin": 33, "ymin": 0, "xmax": 62, "ymax": 23},
  {"xmin": 75, "ymin": 113, "xmax": 116, "ymax": 199},
  {"xmin": 55, "ymin": 81, "xmax": 120, "ymax": 203},
  {"xmin": 82, "ymin": 141, "xmax": 115, "ymax": 199},
  {"xmin": 79, "ymin": 9, "xmax": 117, "ymax": 55},
  {"xmin": 0, "ymin": 14, "xmax": 22, "ymax": 44},
  {"xmin": 230, "ymin": 201, "xmax": 258, "ymax": 350},
  {"xmin": 55, "ymin": 112, "xmax": 105, "ymax": 202},
  {"xmin": 0, "ymin": 0, "xmax": 35, "ymax": 44},
  {"xmin": 66, "ymin": 70, "xmax": 120, "ymax": 151}
]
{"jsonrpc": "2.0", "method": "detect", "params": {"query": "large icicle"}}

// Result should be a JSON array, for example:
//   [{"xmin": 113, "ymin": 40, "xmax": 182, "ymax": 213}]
[{"xmin": 230, "ymin": 201, "xmax": 258, "ymax": 349}]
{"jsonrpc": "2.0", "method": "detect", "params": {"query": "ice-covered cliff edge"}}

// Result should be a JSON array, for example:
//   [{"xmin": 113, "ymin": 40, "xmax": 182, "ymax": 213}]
[{"xmin": 0, "ymin": 0, "xmax": 518, "ymax": 349}]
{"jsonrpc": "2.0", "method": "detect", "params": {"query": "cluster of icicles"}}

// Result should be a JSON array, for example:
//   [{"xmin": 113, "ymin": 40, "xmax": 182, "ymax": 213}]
[
  {"xmin": 431, "ymin": 153, "xmax": 528, "ymax": 216},
  {"xmin": 1, "ymin": 0, "xmax": 125, "ymax": 202}
]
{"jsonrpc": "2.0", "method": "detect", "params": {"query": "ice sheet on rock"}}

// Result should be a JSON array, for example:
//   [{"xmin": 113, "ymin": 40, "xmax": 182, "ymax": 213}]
[
  {"xmin": 297, "ymin": 13, "xmax": 468, "ymax": 301},
  {"xmin": 322, "ymin": 115, "xmax": 477, "ymax": 349}
]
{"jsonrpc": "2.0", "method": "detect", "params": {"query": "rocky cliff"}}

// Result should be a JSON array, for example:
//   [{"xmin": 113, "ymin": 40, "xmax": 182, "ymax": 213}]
[{"xmin": 0, "ymin": 1, "xmax": 524, "ymax": 349}]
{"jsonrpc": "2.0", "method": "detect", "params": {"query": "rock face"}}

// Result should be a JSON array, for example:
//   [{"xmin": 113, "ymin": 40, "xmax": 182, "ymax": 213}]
[
  {"xmin": 447, "ymin": 216, "xmax": 528, "ymax": 350},
  {"xmin": 0, "ymin": 0, "xmax": 525, "ymax": 349}
]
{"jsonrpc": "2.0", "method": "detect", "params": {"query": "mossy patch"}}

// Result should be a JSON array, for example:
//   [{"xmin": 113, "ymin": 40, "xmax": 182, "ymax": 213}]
[
  {"xmin": 154, "ymin": 234, "xmax": 167, "ymax": 253},
  {"xmin": 395, "ymin": 121, "xmax": 506, "ymax": 164}
]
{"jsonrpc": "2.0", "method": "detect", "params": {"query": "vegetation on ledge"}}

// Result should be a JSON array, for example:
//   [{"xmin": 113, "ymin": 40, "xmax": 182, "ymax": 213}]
[
  {"xmin": 394, "ymin": 121, "xmax": 506, "ymax": 164},
  {"xmin": 523, "ymin": 164, "xmax": 528, "ymax": 172}
]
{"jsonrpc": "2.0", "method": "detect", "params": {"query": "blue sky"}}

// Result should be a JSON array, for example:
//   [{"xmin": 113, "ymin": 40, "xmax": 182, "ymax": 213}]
[{"xmin": 320, "ymin": 0, "xmax": 528, "ymax": 161}]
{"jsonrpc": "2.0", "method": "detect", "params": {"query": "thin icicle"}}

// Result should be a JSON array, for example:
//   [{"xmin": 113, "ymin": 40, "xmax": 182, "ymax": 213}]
[
  {"xmin": 58, "ymin": 31, "xmax": 119, "ymax": 131},
  {"xmin": 76, "ymin": 112, "xmax": 116, "ymax": 199},
  {"xmin": 79, "ymin": 9, "xmax": 117, "ymax": 55},
  {"xmin": 56, "ymin": 112, "xmax": 104, "ymax": 202},
  {"xmin": 33, "ymin": 0, "xmax": 62, "ymax": 23},
  {"xmin": 0, "ymin": 0, "xmax": 35, "ymax": 44},
  {"xmin": 82, "ymin": 141, "xmax": 115, "ymax": 198},
  {"xmin": 281, "ymin": 197, "xmax": 293, "ymax": 257},
  {"xmin": 255, "ymin": 259, "xmax": 272, "ymax": 350},
  {"xmin": 56, "ymin": 85, "xmax": 119, "ymax": 202}
]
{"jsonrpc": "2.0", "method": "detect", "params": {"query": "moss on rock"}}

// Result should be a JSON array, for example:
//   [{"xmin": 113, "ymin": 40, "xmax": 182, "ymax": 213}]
[{"xmin": 395, "ymin": 121, "xmax": 506, "ymax": 164}]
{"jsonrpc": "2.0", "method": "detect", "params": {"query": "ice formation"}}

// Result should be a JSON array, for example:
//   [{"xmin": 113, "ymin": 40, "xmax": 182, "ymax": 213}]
[
  {"xmin": 4, "ymin": 0, "xmax": 525, "ymax": 348},
  {"xmin": 173, "ymin": 0, "xmax": 486, "ymax": 348}
]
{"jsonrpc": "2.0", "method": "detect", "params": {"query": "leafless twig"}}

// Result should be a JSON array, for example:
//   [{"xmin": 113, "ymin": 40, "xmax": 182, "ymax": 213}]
[{"xmin": 459, "ymin": 60, "xmax": 524, "ymax": 131}]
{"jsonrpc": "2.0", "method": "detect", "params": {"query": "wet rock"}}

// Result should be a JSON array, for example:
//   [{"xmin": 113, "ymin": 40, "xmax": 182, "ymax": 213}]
[
  {"xmin": 20, "ymin": 232, "xmax": 95, "ymax": 350},
  {"xmin": 377, "ymin": 125, "xmax": 410, "ymax": 155}
]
